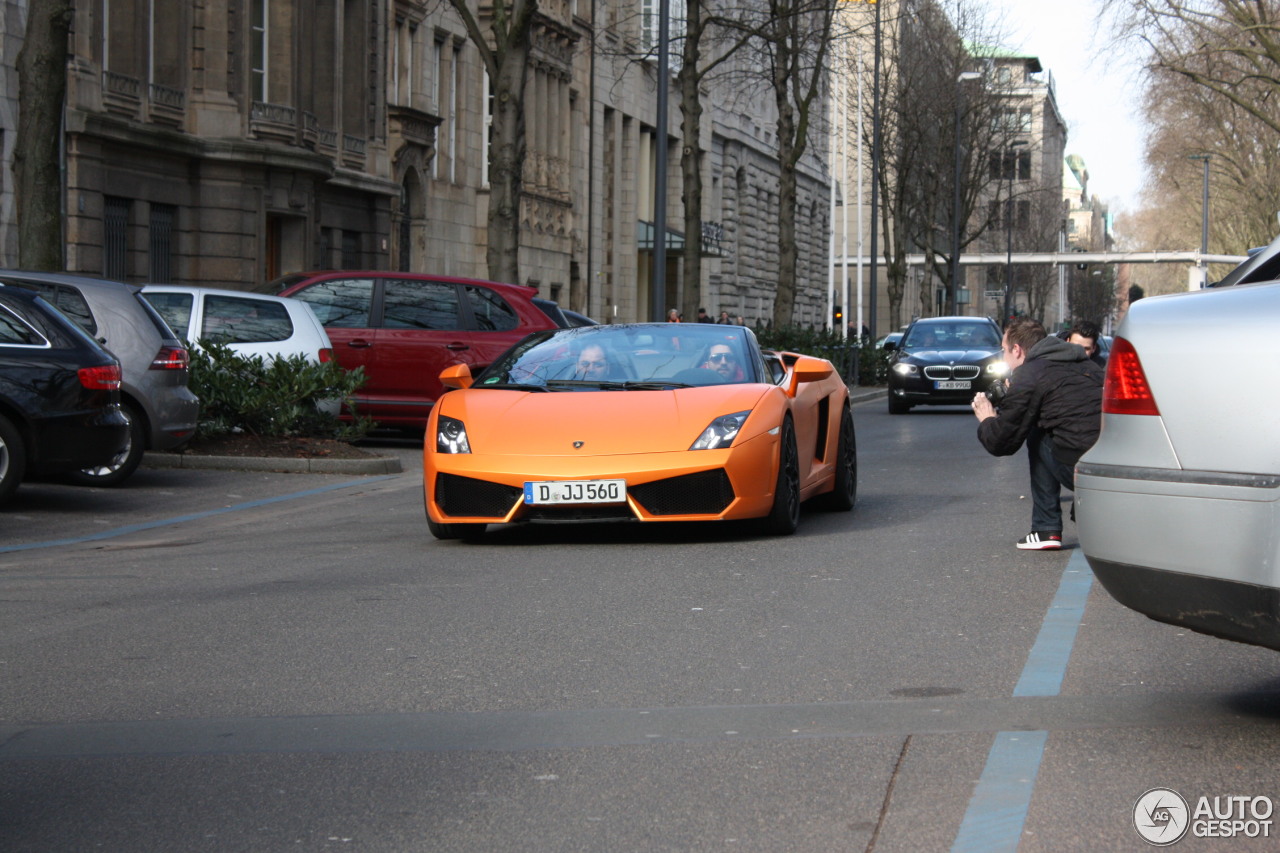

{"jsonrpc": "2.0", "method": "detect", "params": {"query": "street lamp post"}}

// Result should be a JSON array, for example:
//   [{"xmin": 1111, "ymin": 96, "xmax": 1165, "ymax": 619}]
[
  {"xmin": 949, "ymin": 71, "xmax": 982, "ymax": 317},
  {"xmin": 1001, "ymin": 140, "xmax": 1027, "ymax": 327},
  {"xmin": 1188, "ymin": 153, "xmax": 1210, "ymax": 287}
]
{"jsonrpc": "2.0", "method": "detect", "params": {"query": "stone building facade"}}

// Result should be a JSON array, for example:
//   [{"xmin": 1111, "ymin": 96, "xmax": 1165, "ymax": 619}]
[{"xmin": 0, "ymin": 0, "xmax": 831, "ymax": 326}]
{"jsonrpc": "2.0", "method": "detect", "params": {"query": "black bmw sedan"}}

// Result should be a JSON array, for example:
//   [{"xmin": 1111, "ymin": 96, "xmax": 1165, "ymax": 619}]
[{"xmin": 885, "ymin": 316, "xmax": 1007, "ymax": 414}]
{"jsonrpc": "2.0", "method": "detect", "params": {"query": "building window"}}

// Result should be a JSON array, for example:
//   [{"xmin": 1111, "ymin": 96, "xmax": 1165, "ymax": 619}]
[
  {"xmin": 640, "ymin": 0, "xmax": 686, "ymax": 62},
  {"xmin": 393, "ymin": 16, "xmax": 416, "ymax": 105},
  {"xmin": 449, "ymin": 41, "xmax": 461, "ymax": 183},
  {"xmin": 104, "ymin": 197, "xmax": 131, "ymax": 281},
  {"xmin": 989, "ymin": 148, "xmax": 1032, "ymax": 181},
  {"xmin": 341, "ymin": 230, "xmax": 361, "ymax": 268},
  {"xmin": 482, "ymin": 68, "xmax": 492, "ymax": 189},
  {"xmin": 251, "ymin": 0, "xmax": 268, "ymax": 101},
  {"xmin": 433, "ymin": 36, "xmax": 445, "ymax": 179},
  {"xmin": 149, "ymin": 204, "xmax": 176, "ymax": 283}
]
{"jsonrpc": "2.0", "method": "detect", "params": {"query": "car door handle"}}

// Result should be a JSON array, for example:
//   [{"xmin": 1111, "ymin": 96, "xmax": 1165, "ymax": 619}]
[
  {"xmin": 446, "ymin": 342, "xmax": 470, "ymax": 351},
  {"xmin": 346, "ymin": 338, "xmax": 372, "ymax": 348}
]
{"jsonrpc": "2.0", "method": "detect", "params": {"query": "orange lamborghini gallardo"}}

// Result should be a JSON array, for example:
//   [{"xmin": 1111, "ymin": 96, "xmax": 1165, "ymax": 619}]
[{"xmin": 423, "ymin": 323, "xmax": 856, "ymax": 540}]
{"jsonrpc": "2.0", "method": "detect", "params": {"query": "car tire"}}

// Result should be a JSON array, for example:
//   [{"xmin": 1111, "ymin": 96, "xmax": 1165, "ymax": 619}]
[
  {"xmin": 887, "ymin": 394, "xmax": 910, "ymax": 415},
  {"xmin": 0, "ymin": 413, "xmax": 27, "ymax": 504},
  {"xmin": 426, "ymin": 516, "xmax": 487, "ymax": 541},
  {"xmin": 764, "ymin": 416, "xmax": 800, "ymax": 536},
  {"xmin": 64, "ymin": 401, "xmax": 143, "ymax": 488},
  {"xmin": 819, "ymin": 404, "xmax": 857, "ymax": 511}
]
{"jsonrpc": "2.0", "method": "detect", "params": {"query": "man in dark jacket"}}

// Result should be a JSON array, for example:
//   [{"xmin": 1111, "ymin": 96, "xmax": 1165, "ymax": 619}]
[{"xmin": 971, "ymin": 317, "xmax": 1104, "ymax": 550}]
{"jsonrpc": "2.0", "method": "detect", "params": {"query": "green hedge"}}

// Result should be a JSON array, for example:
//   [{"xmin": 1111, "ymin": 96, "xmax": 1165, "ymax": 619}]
[
  {"xmin": 187, "ymin": 341, "xmax": 372, "ymax": 440},
  {"xmin": 751, "ymin": 324, "xmax": 888, "ymax": 386}
]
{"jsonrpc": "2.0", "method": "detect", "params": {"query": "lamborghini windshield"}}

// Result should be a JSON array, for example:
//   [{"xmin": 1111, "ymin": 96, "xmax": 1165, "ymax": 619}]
[{"xmin": 474, "ymin": 323, "xmax": 764, "ymax": 389}]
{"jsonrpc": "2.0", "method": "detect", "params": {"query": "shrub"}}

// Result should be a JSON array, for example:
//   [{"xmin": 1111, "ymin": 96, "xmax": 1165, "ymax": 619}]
[
  {"xmin": 751, "ymin": 324, "xmax": 887, "ymax": 386},
  {"xmin": 187, "ymin": 341, "xmax": 372, "ymax": 440}
]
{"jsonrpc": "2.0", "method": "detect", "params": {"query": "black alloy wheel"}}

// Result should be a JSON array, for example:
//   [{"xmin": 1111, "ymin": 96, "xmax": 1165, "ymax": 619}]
[
  {"xmin": 820, "ymin": 404, "xmax": 857, "ymax": 511},
  {"xmin": 0, "ymin": 414, "xmax": 26, "ymax": 503},
  {"xmin": 765, "ymin": 416, "xmax": 800, "ymax": 535},
  {"xmin": 65, "ymin": 401, "xmax": 144, "ymax": 487}
]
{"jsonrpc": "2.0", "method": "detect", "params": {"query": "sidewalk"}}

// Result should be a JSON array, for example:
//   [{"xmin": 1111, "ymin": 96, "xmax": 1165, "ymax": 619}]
[{"xmin": 142, "ymin": 451, "xmax": 403, "ymax": 475}]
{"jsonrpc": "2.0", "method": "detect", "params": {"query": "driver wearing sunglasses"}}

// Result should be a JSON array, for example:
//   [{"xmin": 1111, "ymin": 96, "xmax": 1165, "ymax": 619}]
[{"xmin": 703, "ymin": 344, "xmax": 743, "ymax": 381}]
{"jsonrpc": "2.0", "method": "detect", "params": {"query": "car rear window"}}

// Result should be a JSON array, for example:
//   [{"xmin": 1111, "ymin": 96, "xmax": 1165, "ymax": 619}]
[
  {"xmin": 383, "ymin": 279, "xmax": 462, "ymax": 330},
  {"xmin": 143, "ymin": 291, "xmax": 195, "ymax": 338},
  {"xmin": 4, "ymin": 281, "xmax": 97, "ymax": 336},
  {"xmin": 0, "ymin": 303, "xmax": 47, "ymax": 346},
  {"xmin": 201, "ymin": 295, "xmax": 294, "ymax": 344},
  {"xmin": 467, "ymin": 285, "xmax": 520, "ymax": 332},
  {"xmin": 123, "ymin": 291, "xmax": 183, "ymax": 341}
]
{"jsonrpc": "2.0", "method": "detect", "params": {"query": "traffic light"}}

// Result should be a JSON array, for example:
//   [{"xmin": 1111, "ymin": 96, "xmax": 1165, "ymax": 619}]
[{"xmin": 833, "ymin": 305, "xmax": 844, "ymax": 326}]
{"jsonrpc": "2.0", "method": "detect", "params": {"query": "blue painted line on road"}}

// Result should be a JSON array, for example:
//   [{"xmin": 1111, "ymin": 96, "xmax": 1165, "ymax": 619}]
[
  {"xmin": 0, "ymin": 475, "xmax": 399, "ymax": 554},
  {"xmin": 951, "ymin": 549, "xmax": 1093, "ymax": 853}
]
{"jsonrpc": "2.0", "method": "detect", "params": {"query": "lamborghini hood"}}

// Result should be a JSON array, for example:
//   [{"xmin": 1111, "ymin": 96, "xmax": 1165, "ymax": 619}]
[{"xmin": 438, "ymin": 385, "xmax": 773, "ymax": 456}]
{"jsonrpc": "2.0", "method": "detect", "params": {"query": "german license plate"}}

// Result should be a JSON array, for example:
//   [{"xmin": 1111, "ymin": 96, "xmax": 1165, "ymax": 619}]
[
  {"xmin": 935, "ymin": 380, "xmax": 971, "ymax": 390},
  {"xmin": 523, "ymin": 479, "xmax": 626, "ymax": 505}
]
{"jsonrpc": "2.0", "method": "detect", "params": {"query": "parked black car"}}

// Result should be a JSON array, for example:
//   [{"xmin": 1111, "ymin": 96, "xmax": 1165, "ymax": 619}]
[
  {"xmin": 0, "ymin": 287, "xmax": 130, "ymax": 503},
  {"xmin": 886, "ymin": 316, "xmax": 1007, "ymax": 414},
  {"xmin": 0, "ymin": 271, "xmax": 199, "ymax": 485}
]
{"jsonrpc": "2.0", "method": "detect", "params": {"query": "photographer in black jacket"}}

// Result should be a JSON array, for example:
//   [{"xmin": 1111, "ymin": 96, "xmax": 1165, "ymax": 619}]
[{"xmin": 971, "ymin": 317, "xmax": 1104, "ymax": 550}]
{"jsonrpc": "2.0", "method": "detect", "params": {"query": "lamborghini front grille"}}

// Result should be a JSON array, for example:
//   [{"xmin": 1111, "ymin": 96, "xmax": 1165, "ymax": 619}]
[
  {"xmin": 630, "ymin": 469, "xmax": 736, "ymax": 516},
  {"xmin": 435, "ymin": 474, "xmax": 522, "ymax": 518}
]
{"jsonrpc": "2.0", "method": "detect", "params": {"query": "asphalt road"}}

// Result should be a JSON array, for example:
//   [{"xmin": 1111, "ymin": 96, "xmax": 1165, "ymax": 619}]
[{"xmin": 3, "ymin": 398, "xmax": 1280, "ymax": 851}]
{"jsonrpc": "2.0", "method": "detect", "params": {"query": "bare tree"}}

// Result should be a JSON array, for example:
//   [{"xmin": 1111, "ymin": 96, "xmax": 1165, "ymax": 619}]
[
  {"xmin": 448, "ymin": 0, "xmax": 538, "ymax": 284},
  {"xmin": 745, "ymin": 0, "xmax": 837, "ymax": 327},
  {"xmin": 14, "ymin": 0, "xmax": 72, "ymax": 270},
  {"xmin": 866, "ymin": 0, "xmax": 1015, "ymax": 328},
  {"xmin": 1141, "ymin": 54, "xmax": 1280, "ymax": 257},
  {"xmin": 673, "ymin": 0, "xmax": 760, "ymax": 324},
  {"xmin": 1107, "ymin": 0, "xmax": 1280, "ymax": 136}
]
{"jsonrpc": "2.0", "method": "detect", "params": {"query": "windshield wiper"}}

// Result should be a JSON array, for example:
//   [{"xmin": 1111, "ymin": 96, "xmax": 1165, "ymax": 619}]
[
  {"xmin": 479, "ymin": 381, "xmax": 550, "ymax": 392},
  {"xmin": 618, "ymin": 381, "xmax": 692, "ymax": 390},
  {"xmin": 541, "ymin": 380, "xmax": 692, "ymax": 391}
]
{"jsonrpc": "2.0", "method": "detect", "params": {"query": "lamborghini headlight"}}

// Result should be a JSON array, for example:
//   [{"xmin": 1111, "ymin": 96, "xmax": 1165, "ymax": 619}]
[
  {"xmin": 436, "ymin": 415, "xmax": 472, "ymax": 454},
  {"xmin": 690, "ymin": 410, "xmax": 750, "ymax": 450}
]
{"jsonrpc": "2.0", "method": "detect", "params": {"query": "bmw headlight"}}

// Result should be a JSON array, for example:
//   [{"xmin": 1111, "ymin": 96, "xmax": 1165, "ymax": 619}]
[
  {"xmin": 690, "ymin": 410, "xmax": 750, "ymax": 450},
  {"xmin": 985, "ymin": 361, "xmax": 1009, "ymax": 378},
  {"xmin": 892, "ymin": 362, "xmax": 918, "ymax": 376},
  {"xmin": 436, "ymin": 415, "xmax": 472, "ymax": 454}
]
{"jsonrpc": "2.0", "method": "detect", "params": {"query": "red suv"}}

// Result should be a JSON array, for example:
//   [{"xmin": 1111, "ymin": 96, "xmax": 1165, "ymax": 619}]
[{"xmin": 278, "ymin": 272, "xmax": 558, "ymax": 427}]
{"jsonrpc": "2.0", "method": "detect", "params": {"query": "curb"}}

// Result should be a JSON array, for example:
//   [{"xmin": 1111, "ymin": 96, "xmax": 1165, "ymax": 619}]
[
  {"xmin": 143, "ymin": 451, "xmax": 403, "ymax": 475},
  {"xmin": 847, "ymin": 385, "xmax": 885, "ymax": 405}
]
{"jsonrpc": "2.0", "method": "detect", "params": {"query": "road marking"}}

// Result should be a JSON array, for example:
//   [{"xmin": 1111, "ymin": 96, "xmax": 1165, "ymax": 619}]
[
  {"xmin": 951, "ymin": 549, "xmax": 1093, "ymax": 853},
  {"xmin": 0, "ymin": 476, "xmax": 399, "ymax": 554}
]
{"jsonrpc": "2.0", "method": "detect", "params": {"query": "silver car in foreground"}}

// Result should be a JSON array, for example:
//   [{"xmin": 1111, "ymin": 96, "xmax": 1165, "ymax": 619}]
[{"xmin": 1076, "ymin": 277, "xmax": 1280, "ymax": 651}]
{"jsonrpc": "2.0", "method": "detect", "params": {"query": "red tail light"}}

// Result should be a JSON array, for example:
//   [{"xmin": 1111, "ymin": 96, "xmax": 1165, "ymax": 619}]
[
  {"xmin": 79, "ymin": 364, "xmax": 122, "ymax": 390},
  {"xmin": 151, "ymin": 345, "xmax": 190, "ymax": 370},
  {"xmin": 1103, "ymin": 337, "xmax": 1160, "ymax": 416},
  {"xmin": 319, "ymin": 347, "xmax": 334, "ymax": 364}
]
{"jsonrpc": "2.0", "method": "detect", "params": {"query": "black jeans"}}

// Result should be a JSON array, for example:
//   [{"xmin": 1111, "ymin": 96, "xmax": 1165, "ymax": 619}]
[{"xmin": 1027, "ymin": 428, "xmax": 1076, "ymax": 532}]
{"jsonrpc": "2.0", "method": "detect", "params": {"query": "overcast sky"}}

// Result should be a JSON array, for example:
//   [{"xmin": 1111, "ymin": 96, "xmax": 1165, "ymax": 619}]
[{"xmin": 997, "ymin": 0, "xmax": 1148, "ymax": 214}]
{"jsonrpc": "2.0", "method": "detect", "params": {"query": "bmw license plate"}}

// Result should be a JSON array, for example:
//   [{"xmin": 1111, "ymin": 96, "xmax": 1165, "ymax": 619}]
[
  {"xmin": 935, "ymin": 380, "xmax": 971, "ymax": 390},
  {"xmin": 524, "ymin": 479, "xmax": 627, "ymax": 505}
]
